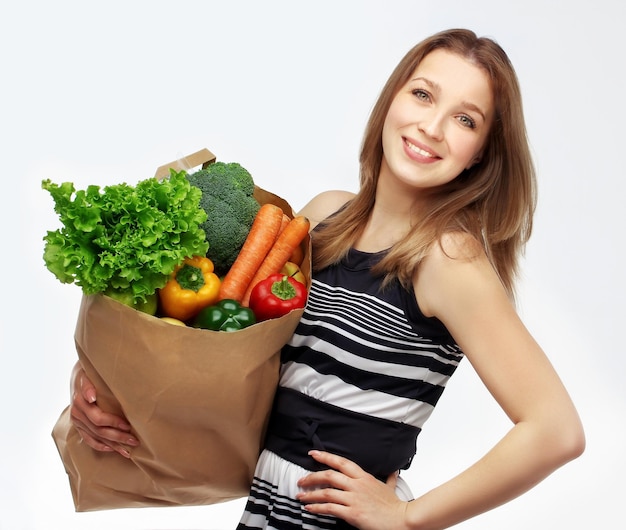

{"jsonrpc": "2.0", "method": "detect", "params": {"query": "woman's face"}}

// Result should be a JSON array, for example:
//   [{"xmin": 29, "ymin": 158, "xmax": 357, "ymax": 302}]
[{"xmin": 380, "ymin": 49, "xmax": 494, "ymax": 194}]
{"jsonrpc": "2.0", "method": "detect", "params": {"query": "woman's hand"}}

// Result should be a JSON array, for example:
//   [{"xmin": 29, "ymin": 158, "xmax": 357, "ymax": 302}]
[
  {"xmin": 69, "ymin": 361, "xmax": 139, "ymax": 458},
  {"xmin": 296, "ymin": 450, "xmax": 408, "ymax": 530}
]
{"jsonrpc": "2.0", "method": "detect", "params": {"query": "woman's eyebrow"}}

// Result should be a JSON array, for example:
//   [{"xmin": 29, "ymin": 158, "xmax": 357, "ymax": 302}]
[
  {"xmin": 461, "ymin": 101, "xmax": 487, "ymax": 122},
  {"xmin": 413, "ymin": 76, "xmax": 439, "ymax": 91}
]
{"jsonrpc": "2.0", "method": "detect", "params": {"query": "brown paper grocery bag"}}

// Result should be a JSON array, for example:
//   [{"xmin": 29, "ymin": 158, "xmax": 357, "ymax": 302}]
[{"xmin": 51, "ymin": 156, "xmax": 310, "ymax": 511}]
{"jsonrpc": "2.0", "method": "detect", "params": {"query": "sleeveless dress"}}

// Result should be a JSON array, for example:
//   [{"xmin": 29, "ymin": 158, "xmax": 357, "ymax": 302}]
[{"xmin": 236, "ymin": 248, "xmax": 463, "ymax": 529}]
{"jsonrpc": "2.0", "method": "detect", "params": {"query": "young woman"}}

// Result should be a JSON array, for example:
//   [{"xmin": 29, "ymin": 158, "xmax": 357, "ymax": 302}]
[{"xmin": 71, "ymin": 29, "xmax": 585, "ymax": 529}]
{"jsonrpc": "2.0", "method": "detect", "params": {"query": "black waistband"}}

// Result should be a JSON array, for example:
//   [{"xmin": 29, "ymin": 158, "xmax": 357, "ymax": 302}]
[{"xmin": 264, "ymin": 386, "xmax": 420, "ymax": 482}]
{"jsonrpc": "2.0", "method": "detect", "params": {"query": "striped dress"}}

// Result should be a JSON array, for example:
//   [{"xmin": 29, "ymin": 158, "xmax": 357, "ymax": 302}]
[{"xmin": 237, "ymin": 248, "xmax": 463, "ymax": 529}]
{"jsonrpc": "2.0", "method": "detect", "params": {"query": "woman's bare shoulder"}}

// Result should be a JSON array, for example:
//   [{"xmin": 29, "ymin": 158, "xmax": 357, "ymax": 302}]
[
  {"xmin": 297, "ymin": 190, "xmax": 356, "ymax": 228},
  {"xmin": 415, "ymin": 231, "xmax": 494, "ymax": 318}
]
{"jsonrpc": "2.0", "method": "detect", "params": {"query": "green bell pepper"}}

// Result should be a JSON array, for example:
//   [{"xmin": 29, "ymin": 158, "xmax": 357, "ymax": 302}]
[{"xmin": 192, "ymin": 299, "xmax": 256, "ymax": 332}]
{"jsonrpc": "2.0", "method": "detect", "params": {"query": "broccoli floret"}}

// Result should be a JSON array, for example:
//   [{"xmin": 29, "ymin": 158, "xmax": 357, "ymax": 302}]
[
  {"xmin": 187, "ymin": 162, "xmax": 260, "ymax": 275},
  {"xmin": 195, "ymin": 160, "xmax": 256, "ymax": 196}
]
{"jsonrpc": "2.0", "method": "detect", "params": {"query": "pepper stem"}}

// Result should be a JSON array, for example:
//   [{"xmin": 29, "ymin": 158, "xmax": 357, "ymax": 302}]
[
  {"xmin": 175, "ymin": 264, "xmax": 205, "ymax": 292},
  {"xmin": 270, "ymin": 275, "xmax": 297, "ymax": 300}
]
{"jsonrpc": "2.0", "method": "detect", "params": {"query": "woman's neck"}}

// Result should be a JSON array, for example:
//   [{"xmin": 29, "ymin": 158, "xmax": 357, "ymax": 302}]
[{"xmin": 354, "ymin": 188, "xmax": 418, "ymax": 253}]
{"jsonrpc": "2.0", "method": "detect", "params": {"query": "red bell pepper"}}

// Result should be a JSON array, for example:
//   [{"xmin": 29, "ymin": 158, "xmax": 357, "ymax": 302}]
[{"xmin": 248, "ymin": 273, "xmax": 307, "ymax": 322}]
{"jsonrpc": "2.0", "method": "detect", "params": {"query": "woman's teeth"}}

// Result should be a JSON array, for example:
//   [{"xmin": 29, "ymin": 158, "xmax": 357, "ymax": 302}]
[{"xmin": 406, "ymin": 140, "xmax": 435, "ymax": 158}]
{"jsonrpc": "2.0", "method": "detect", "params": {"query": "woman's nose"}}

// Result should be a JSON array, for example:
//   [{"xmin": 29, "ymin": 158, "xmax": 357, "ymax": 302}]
[{"xmin": 418, "ymin": 112, "xmax": 444, "ymax": 141}]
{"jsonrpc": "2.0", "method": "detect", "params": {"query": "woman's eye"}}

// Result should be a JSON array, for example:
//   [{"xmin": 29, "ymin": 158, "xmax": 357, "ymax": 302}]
[
  {"xmin": 458, "ymin": 115, "xmax": 477, "ymax": 129},
  {"xmin": 412, "ymin": 89, "xmax": 430, "ymax": 102}
]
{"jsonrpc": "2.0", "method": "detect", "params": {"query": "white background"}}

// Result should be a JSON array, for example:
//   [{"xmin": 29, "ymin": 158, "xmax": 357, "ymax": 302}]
[{"xmin": 2, "ymin": 0, "xmax": 624, "ymax": 528}]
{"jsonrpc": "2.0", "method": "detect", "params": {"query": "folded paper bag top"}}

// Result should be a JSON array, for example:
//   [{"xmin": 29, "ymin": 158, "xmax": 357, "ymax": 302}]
[{"xmin": 52, "ymin": 151, "xmax": 310, "ymax": 511}]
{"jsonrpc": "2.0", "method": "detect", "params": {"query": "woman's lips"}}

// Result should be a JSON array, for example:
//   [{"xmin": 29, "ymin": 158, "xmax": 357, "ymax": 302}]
[{"xmin": 403, "ymin": 138, "xmax": 440, "ymax": 162}]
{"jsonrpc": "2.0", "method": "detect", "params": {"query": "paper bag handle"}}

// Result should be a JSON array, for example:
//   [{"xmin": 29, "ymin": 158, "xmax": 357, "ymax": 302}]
[{"xmin": 153, "ymin": 148, "xmax": 217, "ymax": 180}]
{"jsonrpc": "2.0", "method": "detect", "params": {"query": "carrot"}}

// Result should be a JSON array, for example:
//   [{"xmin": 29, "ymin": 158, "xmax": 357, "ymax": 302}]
[
  {"xmin": 218, "ymin": 203, "xmax": 285, "ymax": 302},
  {"xmin": 279, "ymin": 213, "xmax": 291, "ymax": 234},
  {"xmin": 289, "ymin": 242, "xmax": 304, "ymax": 266},
  {"xmin": 241, "ymin": 215, "xmax": 310, "ymax": 306}
]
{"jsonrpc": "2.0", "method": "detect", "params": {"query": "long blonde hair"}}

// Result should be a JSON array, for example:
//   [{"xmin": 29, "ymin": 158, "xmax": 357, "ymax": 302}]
[{"xmin": 312, "ymin": 28, "xmax": 536, "ymax": 298}]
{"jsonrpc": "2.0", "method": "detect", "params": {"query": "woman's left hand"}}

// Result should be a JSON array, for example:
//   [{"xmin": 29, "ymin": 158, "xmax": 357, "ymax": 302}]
[{"xmin": 296, "ymin": 450, "xmax": 408, "ymax": 530}]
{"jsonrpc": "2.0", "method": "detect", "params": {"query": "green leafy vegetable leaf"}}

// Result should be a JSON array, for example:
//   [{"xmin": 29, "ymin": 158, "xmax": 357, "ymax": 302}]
[{"xmin": 42, "ymin": 169, "xmax": 209, "ymax": 303}]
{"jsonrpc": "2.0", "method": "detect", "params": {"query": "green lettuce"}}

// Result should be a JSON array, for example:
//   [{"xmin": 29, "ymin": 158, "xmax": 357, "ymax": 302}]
[{"xmin": 42, "ymin": 169, "xmax": 209, "ymax": 303}]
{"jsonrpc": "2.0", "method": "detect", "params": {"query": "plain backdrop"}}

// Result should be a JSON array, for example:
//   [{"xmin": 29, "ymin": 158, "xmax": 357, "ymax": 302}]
[{"xmin": 2, "ymin": 0, "xmax": 624, "ymax": 528}]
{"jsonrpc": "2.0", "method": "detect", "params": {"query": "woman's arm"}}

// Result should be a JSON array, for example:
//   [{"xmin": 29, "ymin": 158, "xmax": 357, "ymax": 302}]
[
  {"xmin": 297, "ymin": 233, "xmax": 585, "ymax": 529},
  {"xmin": 70, "ymin": 360, "xmax": 139, "ymax": 458},
  {"xmin": 403, "ymin": 233, "xmax": 585, "ymax": 528}
]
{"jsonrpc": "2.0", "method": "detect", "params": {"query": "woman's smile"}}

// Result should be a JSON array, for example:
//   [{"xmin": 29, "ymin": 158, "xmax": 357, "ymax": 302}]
[{"xmin": 403, "ymin": 137, "xmax": 440, "ymax": 162}]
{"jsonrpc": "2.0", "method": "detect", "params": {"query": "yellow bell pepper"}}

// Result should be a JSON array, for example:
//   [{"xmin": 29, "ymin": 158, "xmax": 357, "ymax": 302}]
[{"xmin": 158, "ymin": 256, "xmax": 221, "ymax": 321}]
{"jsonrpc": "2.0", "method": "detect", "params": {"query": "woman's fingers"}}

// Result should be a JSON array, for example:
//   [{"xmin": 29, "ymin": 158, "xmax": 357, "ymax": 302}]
[
  {"xmin": 306, "ymin": 450, "xmax": 365, "ymax": 478},
  {"xmin": 74, "ymin": 425, "xmax": 115, "ymax": 453},
  {"xmin": 70, "ymin": 408, "xmax": 138, "ymax": 458},
  {"xmin": 296, "ymin": 451, "xmax": 365, "ymax": 493},
  {"xmin": 78, "ymin": 370, "xmax": 97, "ymax": 404},
  {"xmin": 69, "ymin": 370, "xmax": 139, "ymax": 457},
  {"xmin": 296, "ymin": 450, "xmax": 408, "ymax": 530},
  {"xmin": 72, "ymin": 397, "xmax": 132, "ymax": 433}
]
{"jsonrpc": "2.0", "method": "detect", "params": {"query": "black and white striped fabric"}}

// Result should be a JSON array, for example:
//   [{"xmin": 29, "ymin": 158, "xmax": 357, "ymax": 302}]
[{"xmin": 237, "ymin": 248, "xmax": 463, "ymax": 529}]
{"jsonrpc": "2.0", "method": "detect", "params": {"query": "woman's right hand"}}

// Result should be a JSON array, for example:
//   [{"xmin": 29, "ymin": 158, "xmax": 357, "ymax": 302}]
[{"xmin": 69, "ymin": 361, "xmax": 139, "ymax": 458}]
